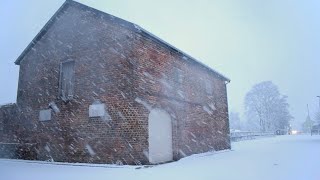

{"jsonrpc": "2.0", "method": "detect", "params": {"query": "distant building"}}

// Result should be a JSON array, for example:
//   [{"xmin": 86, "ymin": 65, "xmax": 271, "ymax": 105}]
[
  {"xmin": 0, "ymin": 0, "xmax": 230, "ymax": 164},
  {"xmin": 311, "ymin": 124, "xmax": 320, "ymax": 135}
]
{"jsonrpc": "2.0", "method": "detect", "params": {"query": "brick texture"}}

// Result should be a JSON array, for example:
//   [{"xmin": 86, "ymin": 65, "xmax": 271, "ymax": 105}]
[{"xmin": 0, "ymin": 1, "xmax": 230, "ymax": 164}]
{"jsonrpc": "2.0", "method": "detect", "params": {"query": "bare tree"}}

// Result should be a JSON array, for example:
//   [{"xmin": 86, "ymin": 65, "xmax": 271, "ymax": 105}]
[
  {"xmin": 244, "ymin": 81, "xmax": 292, "ymax": 132},
  {"xmin": 302, "ymin": 115, "xmax": 314, "ymax": 133}
]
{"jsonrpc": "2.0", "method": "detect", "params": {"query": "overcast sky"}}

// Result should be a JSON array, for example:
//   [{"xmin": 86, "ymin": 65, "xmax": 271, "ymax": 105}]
[{"xmin": 1, "ymin": 0, "xmax": 319, "ymax": 129}]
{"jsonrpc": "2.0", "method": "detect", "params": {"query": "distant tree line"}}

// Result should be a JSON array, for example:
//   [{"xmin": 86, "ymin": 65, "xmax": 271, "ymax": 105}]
[{"xmin": 229, "ymin": 81, "xmax": 293, "ymax": 132}]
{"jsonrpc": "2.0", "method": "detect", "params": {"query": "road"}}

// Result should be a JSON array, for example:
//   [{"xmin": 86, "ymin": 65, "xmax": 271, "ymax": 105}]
[{"xmin": 1, "ymin": 135, "xmax": 319, "ymax": 180}]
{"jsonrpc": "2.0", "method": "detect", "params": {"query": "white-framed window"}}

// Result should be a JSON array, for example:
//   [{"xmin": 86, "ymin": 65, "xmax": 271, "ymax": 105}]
[{"xmin": 59, "ymin": 60, "xmax": 75, "ymax": 102}]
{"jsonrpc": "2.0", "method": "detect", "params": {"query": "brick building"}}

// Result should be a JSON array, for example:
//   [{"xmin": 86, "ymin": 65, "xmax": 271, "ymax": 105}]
[{"xmin": 0, "ymin": 0, "xmax": 230, "ymax": 165}]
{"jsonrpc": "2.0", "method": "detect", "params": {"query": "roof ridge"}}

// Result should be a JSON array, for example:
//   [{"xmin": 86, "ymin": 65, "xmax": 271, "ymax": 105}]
[
  {"xmin": 136, "ymin": 25, "xmax": 230, "ymax": 82},
  {"xmin": 14, "ymin": 0, "xmax": 230, "ymax": 82}
]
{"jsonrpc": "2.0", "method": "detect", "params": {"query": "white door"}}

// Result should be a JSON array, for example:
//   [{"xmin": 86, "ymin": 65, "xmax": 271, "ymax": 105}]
[{"xmin": 148, "ymin": 108, "xmax": 173, "ymax": 164}]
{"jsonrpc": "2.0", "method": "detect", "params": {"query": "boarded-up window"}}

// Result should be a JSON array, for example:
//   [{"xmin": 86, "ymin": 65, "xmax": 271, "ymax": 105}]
[
  {"xmin": 59, "ymin": 60, "xmax": 75, "ymax": 102},
  {"xmin": 175, "ymin": 68, "xmax": 183, "ymax": 84},
  {"xmin": 174, "ymin": 68, "xmax": 184, "ymax": 99},
  {"xmin": 205, "ymin": 79, "xmax": 213, "ymax": 95}
]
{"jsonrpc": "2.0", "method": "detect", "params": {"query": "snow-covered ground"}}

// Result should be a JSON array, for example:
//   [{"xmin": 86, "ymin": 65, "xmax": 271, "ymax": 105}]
[{"xmin": 1, "ymin": 135, "xmax": 319, "ymax": 180}]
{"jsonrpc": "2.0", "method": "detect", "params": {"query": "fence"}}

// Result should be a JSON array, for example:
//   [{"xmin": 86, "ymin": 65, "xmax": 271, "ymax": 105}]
[{"xmin": 230, "ymin": 131, "xmax": 275, "ymax": 142}]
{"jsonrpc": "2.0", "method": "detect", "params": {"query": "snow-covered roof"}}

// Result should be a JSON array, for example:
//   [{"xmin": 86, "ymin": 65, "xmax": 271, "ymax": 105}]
[{"xmin": 14, "ymin": 0, "xmax": 230, "ymax": 82}]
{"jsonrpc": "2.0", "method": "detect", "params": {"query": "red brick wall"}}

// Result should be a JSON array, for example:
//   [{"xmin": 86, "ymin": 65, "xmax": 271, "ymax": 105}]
[
  {"xmin": 130, "ymin": 34, "xmax": 230, "ymax": 158},
  {"xmin": 11, "ymin": 1, "xmax": 230, "ymax": 164}
]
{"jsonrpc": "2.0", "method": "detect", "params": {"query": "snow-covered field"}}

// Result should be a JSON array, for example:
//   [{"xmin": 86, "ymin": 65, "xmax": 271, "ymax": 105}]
[{"xmin": 1, "ymin": 135, "xmax": 319, "ymax": 180}]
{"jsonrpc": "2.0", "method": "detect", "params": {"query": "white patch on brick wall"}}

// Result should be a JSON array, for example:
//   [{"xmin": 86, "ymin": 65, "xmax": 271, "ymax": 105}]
[
  {"xmin": 89, "ymin": 103, "xmax": 105, "ymax": 117},
  {"xmin": 39, "ymin": 109, "xmax": 52, "ymax": 121},
  {"xmin": 89, "ymin": 103, "xmax": 111, "ymax": 121},
  {"xmin": 135, "ymin": 97, "xmax": 152, "ymax": 111},
  {"xmin": 85, "ymin": 144, "xmax": 96, "ymax": 156}
]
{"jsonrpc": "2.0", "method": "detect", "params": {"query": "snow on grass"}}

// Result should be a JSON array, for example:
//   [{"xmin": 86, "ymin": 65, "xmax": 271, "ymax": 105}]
[{"xmin": 1, "ymin": 135, "xmax": 320, "ymax": 180}]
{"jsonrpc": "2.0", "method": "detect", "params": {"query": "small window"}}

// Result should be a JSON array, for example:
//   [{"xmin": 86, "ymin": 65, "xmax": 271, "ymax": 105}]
[{"xmin": 59, "ymin": 60, "xmax": 75, "ymax": 102}]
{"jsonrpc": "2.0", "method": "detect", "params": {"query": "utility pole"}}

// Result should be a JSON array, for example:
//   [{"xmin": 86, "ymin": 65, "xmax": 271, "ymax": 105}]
[{"xmin": 307, "ymin": 104, "xmax": 312, "ymax": 135}]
